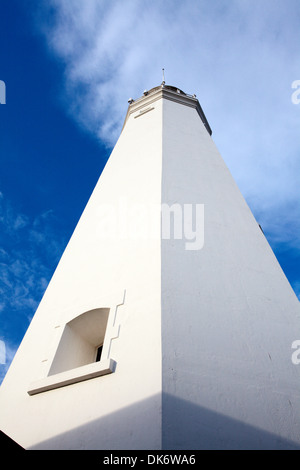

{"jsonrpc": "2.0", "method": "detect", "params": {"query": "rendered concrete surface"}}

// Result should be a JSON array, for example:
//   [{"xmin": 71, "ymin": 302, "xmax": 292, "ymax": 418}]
[{"xmin": 0, "ymin": 85, "xmax": 300, "ymax": 450}]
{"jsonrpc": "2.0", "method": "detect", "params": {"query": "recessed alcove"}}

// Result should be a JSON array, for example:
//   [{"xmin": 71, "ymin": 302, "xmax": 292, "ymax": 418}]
[
  {"xmin": 48, "ymin": 308, "xmax": 110, "ymax": 375},
  {"xmin": 27, "ymin": 307, "xmax": 115, "ymax": 395}
]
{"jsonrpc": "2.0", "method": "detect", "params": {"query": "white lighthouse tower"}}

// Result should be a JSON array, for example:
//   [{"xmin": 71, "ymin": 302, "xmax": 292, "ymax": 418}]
[{"xmin": 0, "ymin": 83, "xmax": 300, "ymax": 450}]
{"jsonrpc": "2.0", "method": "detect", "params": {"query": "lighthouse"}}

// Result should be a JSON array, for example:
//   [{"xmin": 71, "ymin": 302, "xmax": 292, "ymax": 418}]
[{"xmin": 0, "ymin": 83, "xmax": 300, "ymax": 450}]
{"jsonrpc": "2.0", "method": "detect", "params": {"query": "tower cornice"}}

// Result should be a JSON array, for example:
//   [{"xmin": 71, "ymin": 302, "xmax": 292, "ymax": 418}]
[{"xmin": 122, "ymin": 84, "xmax": 212, "ymax": 135}]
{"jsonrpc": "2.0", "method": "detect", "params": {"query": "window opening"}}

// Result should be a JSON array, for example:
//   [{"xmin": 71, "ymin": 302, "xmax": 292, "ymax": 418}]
[
  {"xmin": 48, "ymin": 308, "xmax": 110, "ymax": 376},
  {"xmin": 96, "ymin": 345, "xmax": 103, "ymax": 362}
]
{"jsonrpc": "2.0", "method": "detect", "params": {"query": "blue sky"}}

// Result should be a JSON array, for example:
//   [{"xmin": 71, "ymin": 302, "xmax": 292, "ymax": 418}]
[{"xmin": 0, "ymin": 0, "xmax": 299, "ymax": 382}]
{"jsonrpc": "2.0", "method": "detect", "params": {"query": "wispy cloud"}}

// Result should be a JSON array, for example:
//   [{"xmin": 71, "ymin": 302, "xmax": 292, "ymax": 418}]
[
  {"xmin": 0, "ymin": 192, "xmax": 67, "ymax": 382},
  {"xmin": 36, "ymin": 2, "xmax": 299, "ymax": 134},
  {"xmin": 0, "ymin": 340, "xmax": 18, "ymax": 384},
  {"xmin": 0, "ymin": 195, "xmax": 65, "ymax": 314}
]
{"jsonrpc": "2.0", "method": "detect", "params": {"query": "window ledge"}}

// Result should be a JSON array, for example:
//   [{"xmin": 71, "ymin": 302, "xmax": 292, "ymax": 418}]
[{"xmin": 27, "ymin": 358, "xmax": 116, "ymax": 395}]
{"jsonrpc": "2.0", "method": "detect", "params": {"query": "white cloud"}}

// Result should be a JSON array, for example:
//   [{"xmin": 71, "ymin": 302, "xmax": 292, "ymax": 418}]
[
  {"xmin": 36, "ymin": 6, "xmax": 299, "ymax": 126},
  {"xmin": 0, "ymin": 191, "xmax": 68, "ymax": 382},
  {"xmin": 0, "ymin": 192, "xmax": 66, "ymax": 346},
  {"xmin": 0, "ymin": 340, "xmax": 19, "ymax": 384}
]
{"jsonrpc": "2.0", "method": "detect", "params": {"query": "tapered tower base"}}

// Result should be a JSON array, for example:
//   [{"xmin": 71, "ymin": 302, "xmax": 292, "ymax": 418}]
[{"xmin": 1, "ymin": 84, "xmax": 300, "ymax": 450}]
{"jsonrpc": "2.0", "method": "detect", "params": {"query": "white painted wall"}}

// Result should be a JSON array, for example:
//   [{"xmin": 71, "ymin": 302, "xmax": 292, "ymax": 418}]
[
  {"xmin": 0, "ymin": 94, "xmax": 163, "ymax": 450},
  {"xmin": 1, "ymin": 85, "xmax": 300, "ymax": 450},
  {"xmin": 161, "ymin": 97, "xmax": 300, "ymax": 449}
]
